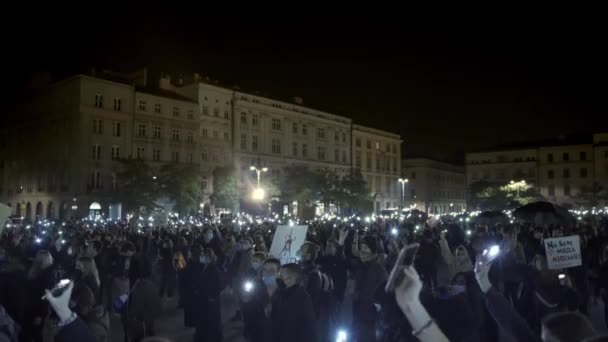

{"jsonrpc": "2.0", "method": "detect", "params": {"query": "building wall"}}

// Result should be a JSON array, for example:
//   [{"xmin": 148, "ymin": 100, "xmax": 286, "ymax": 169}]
[
  {"xmin": 352, "ymin": 125, "xmax": 401, "ymax": 212},
  {"xmin": 402, "ymin": 158, "xmax": 466, "ymax": 213}
]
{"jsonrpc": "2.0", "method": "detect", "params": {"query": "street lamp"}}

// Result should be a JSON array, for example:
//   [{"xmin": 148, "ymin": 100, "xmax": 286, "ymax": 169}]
[
  {"xmin": 250, "ymin": 166, "xmax": 268, "ymax": 186},
  {"xmin": 251, "ymin": 187, "xmax": 266, "ymax": 201},
  {"xmin": 398, "ymin": 178, "xmax": 409, "ymax": 209}
]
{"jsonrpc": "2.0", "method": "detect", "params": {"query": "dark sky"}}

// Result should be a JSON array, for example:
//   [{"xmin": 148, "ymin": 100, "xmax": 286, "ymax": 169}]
[{"xmin": 7, "ymin": 13, "xmax": 607, "ymax": 163}]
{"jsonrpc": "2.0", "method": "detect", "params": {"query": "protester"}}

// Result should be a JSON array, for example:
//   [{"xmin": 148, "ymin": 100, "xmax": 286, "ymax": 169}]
[{"xmin": 271, "ymin": 263, "xmax": 317, "ymax": 342}]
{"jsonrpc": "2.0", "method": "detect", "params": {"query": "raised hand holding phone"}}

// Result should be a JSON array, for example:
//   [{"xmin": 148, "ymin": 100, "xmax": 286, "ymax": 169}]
[
  {"xmin": 43, "ymin": 279, "xmax": 74, "ymax": 323},
  {"xmin": 385, "ymin": 243, "xmax": 419, "ymax": 293}
]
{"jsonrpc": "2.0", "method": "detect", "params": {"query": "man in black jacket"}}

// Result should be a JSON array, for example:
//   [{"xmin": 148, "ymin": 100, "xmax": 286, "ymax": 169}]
[{"xmin": 271, "ymin": 263, "xmax": 317, "ymax": 342}]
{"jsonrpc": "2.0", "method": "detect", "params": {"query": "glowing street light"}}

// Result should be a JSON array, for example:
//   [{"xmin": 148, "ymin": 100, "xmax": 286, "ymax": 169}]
[
  {"xmin": 398, "ymin": 178, "xmax": 409, "ymax": 209},
  {"xmin": 250, "ymin": 166, "xmax": 268, "ymax": 186}
]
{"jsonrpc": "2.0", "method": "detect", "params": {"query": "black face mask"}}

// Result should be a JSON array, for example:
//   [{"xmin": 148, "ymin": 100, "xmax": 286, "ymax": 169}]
[{"xmin": 276, "ymin": 278, "xmax": 287, "ymax": 290}]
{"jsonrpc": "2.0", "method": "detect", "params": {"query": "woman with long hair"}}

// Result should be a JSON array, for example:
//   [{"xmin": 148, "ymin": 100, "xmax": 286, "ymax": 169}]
[{"xmin": 75, "ymin": 257, "xmax": 101, "ymax": 300}]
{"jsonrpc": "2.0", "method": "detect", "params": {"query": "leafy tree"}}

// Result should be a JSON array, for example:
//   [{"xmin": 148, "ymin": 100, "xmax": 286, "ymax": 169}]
[
  {"xmin": 470, "ymin": 180, "xmax": 541, "ymax": 210},
  {"xmin": 280, "ymin": 165, "xmax": 319, "ymax": 205},
  {"xmin": 158, "ymin": 164, "xmax": 201, "ymax": 215},
  {"xmin": 500, "ymin": 180, "xmax": 541, "ymax": 206},
  {"xmin": 573, "ymin": 182, "xmax": 608, "ymax": 207},
  {"xmin": 339, "ymin": 169, "xmax": 373, "ymax": 214},
  {"xmin": 115, "ymin": 159, "xmax": 160, "ymax": 214},
  {"xmin": 210, "ymin": 166, "xmax": 239, "ymax": 212}
]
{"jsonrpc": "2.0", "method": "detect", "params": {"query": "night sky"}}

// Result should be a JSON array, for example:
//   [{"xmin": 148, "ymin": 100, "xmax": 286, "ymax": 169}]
[{"xmin": 6, "ymin": 14, "xmax": 607, "ymax": 162}]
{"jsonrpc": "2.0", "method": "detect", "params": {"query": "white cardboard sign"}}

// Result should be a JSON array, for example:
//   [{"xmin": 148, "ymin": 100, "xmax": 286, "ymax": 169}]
[
  {"xmin": 269, "ymin": 225, "xmax": 308, "ymax": 265},
  {"xmin": 543, "ymin": 235, "xmax": 582, "ymax": 270}
]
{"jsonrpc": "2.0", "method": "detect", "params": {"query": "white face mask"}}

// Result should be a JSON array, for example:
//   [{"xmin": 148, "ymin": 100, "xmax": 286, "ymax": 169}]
[{"xmin": 200, "ymin": 256, "xmax": 209, "ymax": 264}]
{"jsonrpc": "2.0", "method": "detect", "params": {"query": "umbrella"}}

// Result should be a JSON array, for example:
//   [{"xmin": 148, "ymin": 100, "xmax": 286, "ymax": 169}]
[
  {"xmin": 472, "ymin": 211, "xmax": 509, "ymax": 226},
  {"xmin": 512, "ymin": 201, "xmax": 576, "ymax": 227}
]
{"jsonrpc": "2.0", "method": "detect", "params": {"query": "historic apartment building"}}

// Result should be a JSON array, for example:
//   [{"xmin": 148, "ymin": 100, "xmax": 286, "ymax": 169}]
[
  {"xmin": 352, "ymin": 125, "xmax": 402, "ymax": 211},
  {"xmin": 465, "ymin": 133, "xmax": 608, "ymax": 208},
  {"xmin": 401, "ymin": 158, "xmax": 466, "ymax": 214},
  {"xmin": 0, "ymin": 70, "xmax": 402, "ymax": 219}
]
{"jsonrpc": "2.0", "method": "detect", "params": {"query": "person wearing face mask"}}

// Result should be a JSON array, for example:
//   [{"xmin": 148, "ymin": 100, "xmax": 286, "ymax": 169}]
[
  {"xmin": 232, "ymin": 237, "xmax": 254, "ymax": 291},
  {"xmin": 271, "ymin": 263, "xmax": 317, "ymax": 342},
  {"xmin": 201, "ymin": 228, "xmax": 224, "ymax": 268},
  {"xmin": 240, "ymin": 255, "xmax": 273, "ymax": 342},
  {"xmin": 351, "ymin": 235, "xmax": 388, "ymax": 342},
  {"xmin": 182, "ymin": 245, "xmax": 222, "ymax": 342}
]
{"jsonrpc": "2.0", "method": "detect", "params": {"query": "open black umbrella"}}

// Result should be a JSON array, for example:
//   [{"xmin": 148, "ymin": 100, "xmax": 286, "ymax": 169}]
[
  {"xmin": 473, "ymin": 211, "xmax": 509, "ymax": 226},
  {"xmin": 512, "ymin": 201, "xmax": 576, "ymax": 227}
]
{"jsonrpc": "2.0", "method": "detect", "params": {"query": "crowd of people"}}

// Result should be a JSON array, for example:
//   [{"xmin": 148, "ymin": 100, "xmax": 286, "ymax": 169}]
[{"xmin": 1, "ymin": 209, "xmax": 608, "ymax": 342}]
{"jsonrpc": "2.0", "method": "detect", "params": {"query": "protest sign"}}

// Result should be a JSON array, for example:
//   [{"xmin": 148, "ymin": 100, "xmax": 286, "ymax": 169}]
[
  {"xmin": 269, "ymin": 225, "xmax": 308, "ymax": 265},
  {"xmin": 0, "ymin": 203, "xmax": 9, "ymax": 235},
  {"xmin": 543, "ymin": 235, "xmax": 582, "ymax": 270}
]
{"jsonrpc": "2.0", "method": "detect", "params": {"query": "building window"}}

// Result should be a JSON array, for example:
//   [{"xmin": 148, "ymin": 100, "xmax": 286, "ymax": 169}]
[
  {"xmin": 93, "ymin": 119, "xmax": 103, "ymax": 134},
  {"xmin": 202, "ymin": 151, "xmax": 208, "ymax": 161},
  {"xmin": 111, "ymin": 146, "xmax": 120, "ymax": 160},
  {"xmin": 152, "ymin": 149, "xmax": 160, "ymax": 161},
  {"xmin": 252, "ymin": 114, "xmax": 258, "ymax": 126},
  {"xmin": 386, "ymin": 144, "xmax": 391, "ymax": 153},
  {"xmin": 240, "ymin": 112, "xmax": 247, "ymax": 124},
  {"xmin": 213, "ymin": 130, "xmax": 218, "ymax": 139},
  {"xmin": 580, "ymin": 151, "xmax": 587, "ymax": 161},
  {"xmin": 252, "ymin": 136, "xmax": 258, "ymax": 152},
  {"xmin": 187, "ymin": 153, "xmax": 193, "ymax": 164},
  {"xmin": 342, "ymin": 133, "xmax": 346, "ymax": 143},
  {"xmin": 342, "ymin": 150, "xmax": 347, "ymax": 163},
  {"xmin": 187, "ymin": 110, "xmax": 194, "ymax": 119},
  {"xmin": 548, "ymin": 169, "xmax": 554, "ymax": 179},
  {"xmin": 94, "ymin": 94, "xmax": 103, "ymax": 108},
  {"xmin": 212, "ymin": 151, "xmax": 219, "ymax": 162},
  {"xmin": 113, "ymin": 98, "xmax": 121, "ymax": 111},
  {"xmin": 580, "ymin": 167, "xmax": 588, "ymax": 178},
  {"xmin": 392, "ymin": 144, "xmax": 397, "ymax": 154},
  {"xmin": 173, "ymin": 107, "xmax": 179, "ymax": 117},
  {"xmin": 172, "ymin": 128, "xmax": 179, "ymax": 141},
  {"xmin": 240, "ymin": 134, "xmax": 247, "ymax": 150},
  {"xmin": 293, "ymin": 123, "xmax": 298, "ymax": 134},
  {"xmin": 317, "ymin": 128, "xmax": 325, "ymax": 139},
  {"xmin": 548, "ymin": 184, "xmax": 555, "ymax": 196},
  {"xmin": 112, "ymin": 121, "xmax": 121, "ymax": 137},
  {"xmin": 136, "ymin": 147, "xmax": 145, "ymax": 159},
  {"xmin": 111, "ymin": 173, "xmax": 117, "ymax": 191},
  {"xmin": 302, "ymin": 124, "xmax": 307, "ymax": 135},
  {"xmin": 547, "ymin": 153, "xmax": 553, "ymax": 162},
  {"xmin": 356, "ymin": 138, "xmax": 361, "ymax": 147},
  {"xmin": 272, "ymin": 118, "xmax": 281, "ymax": 130},
  {"xmin": 317, "ymin": 147, "xmax": 325, "ymax": 160},
  {"xmin": 213, "ymin": 108, "xmax": 219, "ymax": 117},
  {"xmin": 393, "ymin": 157, "xmax": 397, "ymax": 172},
  {"xmin": 355, "ymin": 151, "xmax": 361, "ymax": 167},
  {"xmin": 171, "ymin": 151, "xmax": 179, "ymax": 162},
  {"xmin": 563, "ymin": 168, "xmax": 570, "ymax": 178},
  {"xmin": 564, "ymin": 184, "xmax": 571, "ymax": 196},
  {"xmin": 334, "ymin": 149, "xmax": 339, "ymax": 161},
  {"xmin": 202, "ymin": 106, "xmax": 209, "ymax": 115},
  {"xmin": 224, "ymin": 132, "xmax": 229, "ymax": 141},
  {"xmin": 224, "ymin": 110, "xmax": 230, "ymax": 119},
  {"xmin": 139, "ymin": 100, "xmax": 146, "ymax": 111},
  {"xmin": 271, "ymin": 139, "xmax": 281, "ymax": 154},
  {"xmin": 155, "ymin": 103, "xmax": 161, "ymax": 113},
  {"xmin": 138, "ymin": 124, "xmax": 146, "ymax": 137},
  {"xmin": 366, "ymin": 152, "xmax": 372, "ymax": 170},
  {"xmin": 367, "ymin": 140, "xmax": 372, "ymax": 149},
  {"xmin": 292, "ymin": 142, "xmax": 298, "ymax": 156},
  {"xmin": 202, "ymin": 176, "xmax": 208, "ymax": 190},
  {"xmin": 202, "ymin": 128, "xmax": 208, "ymax": 137},
  {"xmin": 563, "ymin": 152, "xmax": 569, "ymax": 161},
  {"xmin": 302, "ymin": 143, "xmax": 308, "ymax": 157},
  {"xmin": 187, "ymin": 131, "xmax": 194, "ymax": 144},
  {"xmin": 334, "ymin": 132, "xmax": 339, "ymax": 142},
  {"xmin": 375, "ymin": 141, "xmax": 380, "ymax": 150},
  {"xmin": 153, "ymin": 126, "xmax": 161, "ymax": 139},
  {"xmin": 91, "ymin": 145, "xmax": 101, "ymax": 160}
]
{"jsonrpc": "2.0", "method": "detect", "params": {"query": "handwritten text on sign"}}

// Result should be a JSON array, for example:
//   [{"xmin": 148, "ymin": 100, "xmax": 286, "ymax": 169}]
[{"xmin": 543, "ymin": 235, "xmax": 582, "ymax": 270}]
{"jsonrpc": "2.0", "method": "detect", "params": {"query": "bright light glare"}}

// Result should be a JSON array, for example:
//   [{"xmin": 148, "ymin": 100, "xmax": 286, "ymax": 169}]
[
  {"xmin": 558, "ymin": 274, "xmax": 566, "ymax": 280},
  {"xmin": 466, "ymin": 230, "xmax": 472, "ymax": 236},
  {"xmin": 336, "ymin": 329, "xmax": 348, "ymax": 342},
  {"xmin": 391, "ymin": 228, "xmax": 398, "ymax": 236},
  {"xmin": 35, "ymin": 238, "xmax": 42, "ymax": 244},
  {"xmin": 487, "ymin": 245, "xmax": 500, "ymax": 258},
  {"xmin": 251, "ymin": 188, "xmax": 265, "ymax": 201},
  {"xmin": 243, "ymin": 281, "xmax": 254, "ymax": 292}
]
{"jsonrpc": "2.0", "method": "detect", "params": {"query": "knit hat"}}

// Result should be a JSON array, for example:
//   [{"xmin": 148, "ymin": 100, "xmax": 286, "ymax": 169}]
[{"xmin": 361, "ymin": 236, "xmax": 379, "ymax": 254}]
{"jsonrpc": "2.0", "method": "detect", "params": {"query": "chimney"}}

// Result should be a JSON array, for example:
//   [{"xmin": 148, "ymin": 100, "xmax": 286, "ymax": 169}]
[
  {"xmin": 158, "ymin": 73, "xmax": 175, "ymax": 91},
  {"xmin": 293, "ymin": 96, "xmax": 304, "ymax": 105}
]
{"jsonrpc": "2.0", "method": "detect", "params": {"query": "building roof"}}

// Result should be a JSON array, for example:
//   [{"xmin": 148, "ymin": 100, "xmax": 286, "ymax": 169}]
[
  {"xmin": 469, "ymin": 133, "xmax": 595, "ymax": 154},
  {"xmin": 402, "ymin": 157, "xmax": 465, "ymax": 172},
  {"xmin": 352, "ymin": 124, "xmax": 401, "ymax": 140},
  {"xmin": 135, "ymin": 86, "xmax": 197, "ymax": 104}
]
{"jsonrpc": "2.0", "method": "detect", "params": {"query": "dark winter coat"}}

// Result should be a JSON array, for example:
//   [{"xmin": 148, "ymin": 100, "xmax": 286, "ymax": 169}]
[{"xmin": 271, "ymin": 284, "xmax": 317, "ymax": 342}]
